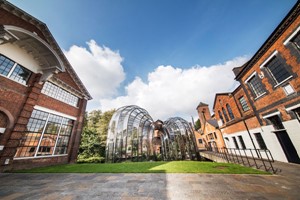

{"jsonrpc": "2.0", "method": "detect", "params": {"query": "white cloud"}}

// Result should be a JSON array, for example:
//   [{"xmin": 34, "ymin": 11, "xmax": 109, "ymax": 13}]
[
  {"xmin": 64, "ymin": 40, "xmax": 125, "ymax": 106},
  {"xmin": 100, "ymin": 56, "xmax": 249, "ymax": 121}
]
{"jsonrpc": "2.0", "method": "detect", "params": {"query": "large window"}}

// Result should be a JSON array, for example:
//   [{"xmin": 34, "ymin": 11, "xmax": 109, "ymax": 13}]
[
  {"xmin": 222, "ymin": 107, "xmax": 229, "ymax": 122},
  {"xmin": 264, "ymin": 56, "xmax": 291, "ymax": 85},
  {"xmin": 226, "ymin": 104, "xmax": 235, "ymax": 120},
  {"xmin": 239, "ymin": 96, "xmax": 250, "ymax": 111},
  {"xmin": 232, "ymin": 136, "xmax": 239, "ymax": 149},
  {"xmin": 247, "ymin": 74, "xmax": 265, "ymax": 98},
  {"xmin": 254, "ymin": 133, "xmax": 267, "ymax": 149},
  {"xmin": 218, "ymin": 110, "xmax": 225, "ymax": 124},
  {"xmin": 238, "ymin": 136, "xmax": 246, "ymax": 149},
  {"xmin": 14, "ymin": 109, "xmax": 74, "ymax": 158},
  {"xmin": 42, "ymin": 81, "xmax": 79, "ymax": 107},
  {"xmin": 0, "ymin": 54, "xmax": 32, "ymax": 85}
]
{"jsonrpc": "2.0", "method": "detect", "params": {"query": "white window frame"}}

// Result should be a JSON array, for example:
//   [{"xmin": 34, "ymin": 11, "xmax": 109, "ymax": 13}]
[
  {"xmin": 283, "ymin": 26, "xmax": 300, "ymax": 45},
  {"xmin": 259, "ymin": 50, "xmax": 292, "ymax": 87}
]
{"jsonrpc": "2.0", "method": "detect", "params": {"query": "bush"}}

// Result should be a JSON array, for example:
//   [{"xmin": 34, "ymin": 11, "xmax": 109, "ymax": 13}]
[{"xmin": 77, "ymin": 156, "xmax": 105, "ymax": 163}]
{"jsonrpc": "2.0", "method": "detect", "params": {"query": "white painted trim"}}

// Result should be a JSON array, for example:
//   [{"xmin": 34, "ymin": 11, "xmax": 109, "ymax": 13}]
[
  {"xmin": 274, "ymin": 75, "xmax": 293, "ymax": 88},
  {"xmin": 34, "ymin": 105, "xmax": 77, "ymax": 120},
  {"xmin": 254, "ymin": 92, "xmax": 266, "ymax": 100},
  {"xmin": 283, "ymin": 26, "xmax": 300, "ymax": 45},
  {"xmin": 286, "ymin": 103, "xmax": 300, "ymax": 111},
  {"xmin": 4, "ymin": 25, "xmax": 65, "ymax": 72},
  {"xmin": 260, "ymin": 50, "xmax": 278, "ymax": 68},
  {"xmin": 13, "ymin": 154, "xmax": 68, "ymax": 160},
  {"xmin": 0, "ymin": 127, "xmax": 5, "ymax": 133},
  {"xmin": 262, "ymin": 111, "xmax": 280, "ymax": 119},
  {"xmin": 244, "ymin": 71, "xmax": 257, "ymax": 83}
]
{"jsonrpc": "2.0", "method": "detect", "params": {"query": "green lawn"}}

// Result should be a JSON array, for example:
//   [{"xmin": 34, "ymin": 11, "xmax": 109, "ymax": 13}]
[{"xmin": 14, "ymin": 161, "xmax": 270, "ymax": 174}]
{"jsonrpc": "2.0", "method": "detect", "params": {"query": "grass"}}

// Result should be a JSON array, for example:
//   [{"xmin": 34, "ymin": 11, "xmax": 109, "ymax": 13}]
[{"xmin": 14, "ymin": 161, "xmax": 270, "ymax": 174}]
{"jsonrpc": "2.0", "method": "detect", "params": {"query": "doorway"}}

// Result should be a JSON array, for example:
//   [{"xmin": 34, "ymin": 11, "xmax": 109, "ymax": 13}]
[{"xmin": 275, "ymin": 130, "xmax": 300, "ymax": 164}]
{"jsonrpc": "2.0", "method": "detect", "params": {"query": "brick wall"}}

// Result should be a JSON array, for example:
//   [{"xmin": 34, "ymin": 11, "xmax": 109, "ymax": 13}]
[{"xmin": 239, "ymin": 15, "xmax": 300, "ymax": 123}]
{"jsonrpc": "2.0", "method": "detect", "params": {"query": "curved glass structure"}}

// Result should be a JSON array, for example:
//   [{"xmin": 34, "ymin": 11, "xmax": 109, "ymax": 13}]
[{"xmin": 106, "ymin": 105, "xmax": 199, "ymax": 162}]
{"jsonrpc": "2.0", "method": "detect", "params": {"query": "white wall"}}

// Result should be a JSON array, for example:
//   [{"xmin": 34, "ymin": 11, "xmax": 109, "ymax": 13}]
[
  {"xmin": 283, "ymin": 119, "xmax": 300, "ymax": 157},
  {"xmin": 222, "ymin": 126, "xmax": 288, "ymax": 162},
  {"xmin": 0, "ymin": 43, "xmax": 40, "ymax": 73}
]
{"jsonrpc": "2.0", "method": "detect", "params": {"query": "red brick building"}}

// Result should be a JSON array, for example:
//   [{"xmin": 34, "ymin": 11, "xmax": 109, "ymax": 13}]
[
  {"xmin": 195, "ymin": 102, "xmax": 225, "ymax": 151},
  {"xmin": 214, "ymin": 2, "xmax": 300, "ymax": 164},
  {"xmin": 0, "ymin": 1, "xmax": 92, "ymax": 171}
]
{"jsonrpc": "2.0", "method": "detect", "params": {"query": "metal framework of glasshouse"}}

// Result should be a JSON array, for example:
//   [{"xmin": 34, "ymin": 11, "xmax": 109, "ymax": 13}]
[{"xmin": 106, "ymin": 105, "xmax": 199, "ymax": 162}]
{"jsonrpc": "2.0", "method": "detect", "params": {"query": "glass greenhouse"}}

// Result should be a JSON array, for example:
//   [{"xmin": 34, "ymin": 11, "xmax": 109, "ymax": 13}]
[{"xmin": 106, "ymin": 105, "xmax": 199, "ymax": 162}]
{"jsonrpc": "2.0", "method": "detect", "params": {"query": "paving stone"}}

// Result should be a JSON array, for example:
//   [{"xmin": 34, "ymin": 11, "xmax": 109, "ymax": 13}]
[{"xmin": 0, "ymin": 161, "xmax": 300, "ymax": 199}]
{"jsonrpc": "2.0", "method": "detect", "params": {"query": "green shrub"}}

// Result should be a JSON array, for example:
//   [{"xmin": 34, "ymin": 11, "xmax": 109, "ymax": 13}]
[{"xmin": 77, "ymin": 156, "xmax": 105, "ymax": 163}]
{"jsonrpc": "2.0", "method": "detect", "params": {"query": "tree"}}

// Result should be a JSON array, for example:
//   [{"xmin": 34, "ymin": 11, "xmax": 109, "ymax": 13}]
[
  {"xmin": 77, "ymin": 109, "xmax": 115, "ymax": 163},
  {"xmin": 194, "ymin": 119, "xmax": 201, "ymax": 130}
]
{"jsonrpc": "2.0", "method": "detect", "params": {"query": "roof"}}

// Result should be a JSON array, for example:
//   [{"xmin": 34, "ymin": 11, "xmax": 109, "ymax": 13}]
[
  {"xmin": 196, "ymin": 102, "xmax": 208, "ymax": 110},
  {"xmin": 232, "ymin": 61, "xmax": 249, "ymax": 77},
  {"xmin": 234, "ymin": 1, "xmax": 300, "ymax": 80},
  {"xmin": 0, "ymin": 0, "xmax": 92, "ymax": 100},
  {"xmin": 212, "ymin": 93, "xmax": 231, "ymax": 110},
  {"xmin": 207, "ymin": 119, "xmax": 219, "ymax": 128}
]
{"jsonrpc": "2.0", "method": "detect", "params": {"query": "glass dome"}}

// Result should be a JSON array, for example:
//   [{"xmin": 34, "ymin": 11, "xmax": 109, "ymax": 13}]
[{"xmin": 106, "ymin": 105, "xmax": 199, "ymax": 162}]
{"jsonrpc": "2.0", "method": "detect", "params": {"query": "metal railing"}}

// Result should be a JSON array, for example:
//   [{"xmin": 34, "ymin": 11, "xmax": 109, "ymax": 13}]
[{"xmin": 203, "ymin": 147, "xmax": 277, "ymax": 173}]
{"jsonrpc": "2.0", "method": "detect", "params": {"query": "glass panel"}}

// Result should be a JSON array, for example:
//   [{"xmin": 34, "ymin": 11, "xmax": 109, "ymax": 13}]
[
  {"xmin": 36, "ymin": 133, "xmax": 57, "ymax": 156},
  {"xmin": 54, "ymin": 136, "xmax": 70, "ymax": 155},
  {"xmin": 0, "ymin": 55, "xmax": 14, "ymax": 76},
  {"xmin": 9, "ymin": 64, "xmax": 32, "ymax": 84},
  {"xmin": 239, "ymin": 96, "xmax": 250, "ymax": 111},
  {"xmin": 222, "ymin": 108, "xmax": 229, "ymax": 122},
  {"xmin": 226, "ymin": 104, "xmax": 235, "ymax": 120},
  {"xmin": 14, "ymin": 109, "xmax": 74, "ymax": 158},
  {"xmin": 266, "ymin": 56, "xmax": 290, "ymax": 84},
  {"xmin": 41, "ymin": 82, "xmax": 79, "ymax": 107},
  {"xmin": 254, "ymin": 133, "xmax": 267, "ymax": 149},
  {"xmin": 248, "ymin": 75, "xmax": 265, "ymax": 97},
  {"xmin": 238, "ymin": 136, "xmax": 246, "ymax": 149},
  {"xmin": 15, "ymin": 132, "xmax": 42, "ymax": 157},
  {"xmin": 292, "ymin": 32, "xmax": 300, "ymax": 49}
]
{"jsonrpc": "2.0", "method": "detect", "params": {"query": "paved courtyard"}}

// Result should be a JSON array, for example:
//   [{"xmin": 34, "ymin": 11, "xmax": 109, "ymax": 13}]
[{"xmin": 0, "ymin": 162, "xmax": 299, "ymax": 200}]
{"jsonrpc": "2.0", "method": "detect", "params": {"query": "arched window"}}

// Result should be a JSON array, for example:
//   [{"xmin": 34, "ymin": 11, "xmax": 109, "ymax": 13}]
[
  {"xmin": 218, "ymin": 110, "xmax": 224, "ymax": 124},
  {"xmin": 222, "ymin": 108, "xmax": 229, "ymax": 122},
  {"xmin": 226, "ymin": 104, "xmax": 235, "ymax": 120}
]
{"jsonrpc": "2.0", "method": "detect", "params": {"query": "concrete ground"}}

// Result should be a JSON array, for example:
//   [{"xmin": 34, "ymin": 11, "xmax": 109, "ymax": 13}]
[{"xmin": 0, "ymin": 161, "xmax": 299, "ymax": 200}]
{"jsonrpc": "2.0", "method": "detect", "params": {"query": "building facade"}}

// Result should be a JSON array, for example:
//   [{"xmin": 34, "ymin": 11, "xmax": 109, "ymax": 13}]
[
  {"xmin": 214, "ymin": 2, "xmax": 300, "ymax": 164},
  {"xmin": 195, "ymin": 102, "xmax": 225, "ymax": 151},
  {"xmin": 0, "ymin": 1, "xmax": 92, "ymax": 171}
]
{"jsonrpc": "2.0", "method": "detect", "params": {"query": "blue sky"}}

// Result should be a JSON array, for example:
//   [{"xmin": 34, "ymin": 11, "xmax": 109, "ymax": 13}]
[{"xmin": 8, "ymin": 0, "xmax": 297, "ymax": 120}]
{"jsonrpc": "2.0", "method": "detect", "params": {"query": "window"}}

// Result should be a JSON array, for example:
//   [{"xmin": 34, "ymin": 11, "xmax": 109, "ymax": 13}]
[
  {"xmin": 218, "ymin": 110, "xmax": 225, "ymax": 124},
  {"xmin": 198, "ymin": 139, "xmax": 203, "ymax": 144},
  {"xmin": 291, "ymin": 31, "xmax": 300, "ymax": 50},
  {"xmin": 264, "ymin": 56, "xmax": 291, "ymax": 85},
  {"xmin": 232, "ymin": 137, "xmax": 239, "ymax": 149},
  {"xmin": 0, "ymin": 54, "xmax": 32, "ymax": 85},
  {"xmin": 14, "ymin": 109, "xmax": 74, "ymax": 158},
  {"xmin": 213, "ymin": 132, "xmax": 217, "ymax": 139},
  {"xmin": 226, "ymin": 104, "xmax": 235, "ymax": 120},
  {"xmin": 284, "ymin": 28, "xmax": 300, "ymax": 62},
  {"xmin": 222, "ymin": 107, "xmax": 229, "ymax": 122},
  {"xmin": 239, "ymin": 96, "xmax": 250, "ymax": 111},
  {"xmin": 247, "ymin": 74, "xmax": 265, "ymax": 98},
  {"xmin": 254, "ymin": 133, "xmax": 267, "ymax": 149},
  {"xmin": 42, "ymin": 81, "xmax": 79, "ymax": 107},
  {"xmin": 238, "ymin": 136, "xmax": 246, "ymax": 149}
]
